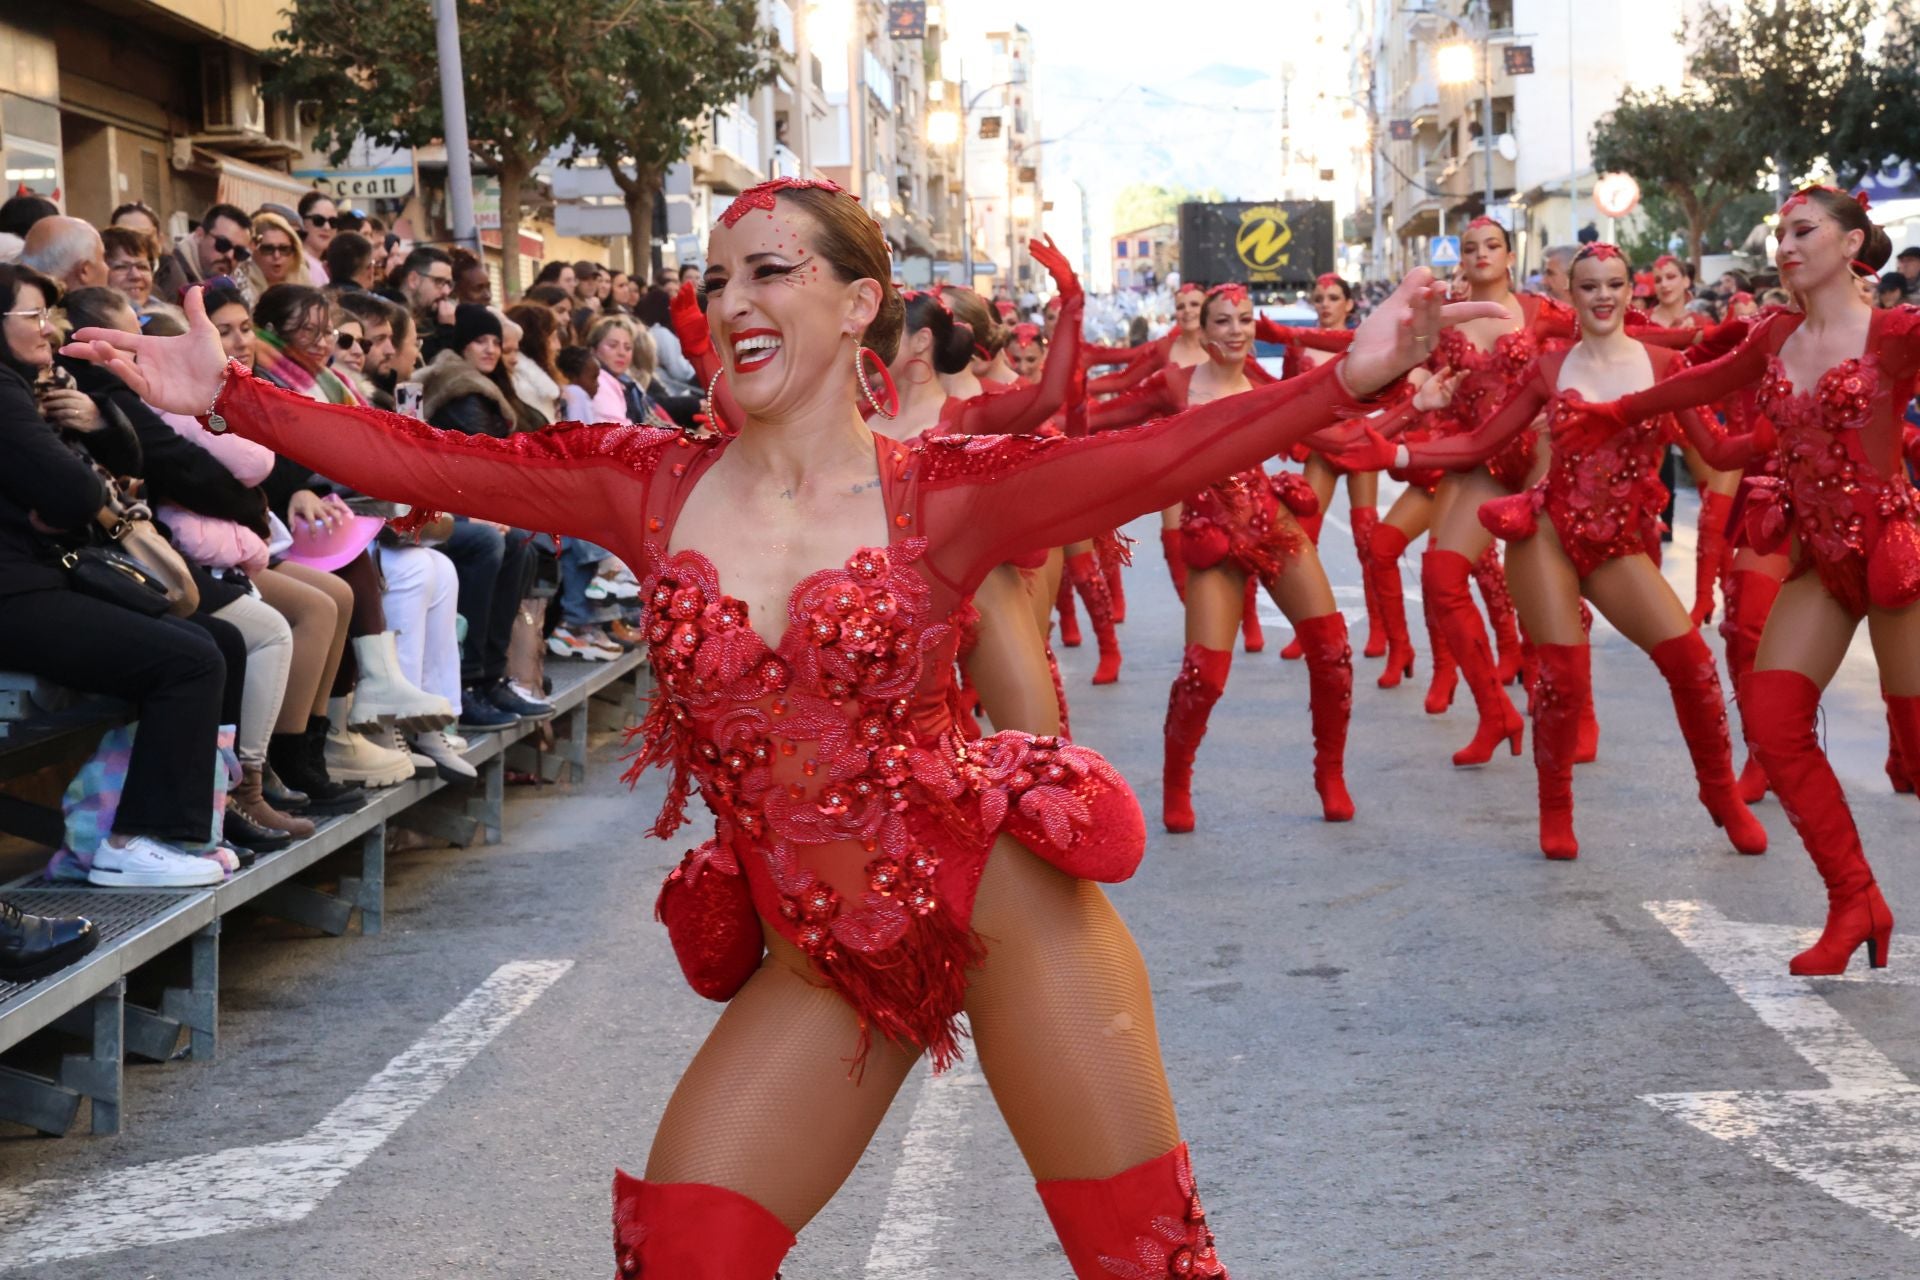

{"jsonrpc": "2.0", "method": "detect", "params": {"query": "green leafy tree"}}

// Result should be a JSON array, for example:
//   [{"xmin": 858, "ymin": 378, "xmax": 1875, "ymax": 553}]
[
  {"xmin": 566, "ymin": 2, "xmax": 774, "ymax": 275},
  {"xmin": 1690, "ymin": 0, "xmax": 1920, "ymax": 197},
  {"xmin": 1112, "ymin": 183, "xmax": 1222, "ymax": 235},
  {"xmin": 1590, "ymin": 88, "xmax": 1762, "ymax": 271},
  {"xmin": 272, "ymin": 1, "xmax": 635, "ymax": 296}
]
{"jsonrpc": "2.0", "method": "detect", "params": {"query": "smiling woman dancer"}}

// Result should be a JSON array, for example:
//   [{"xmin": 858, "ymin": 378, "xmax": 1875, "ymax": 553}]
[
  {"xmin": 1337, "ymin": 243, "xmax": 1769, "ymax": 862},
  {"xmin": 1568, "ymin": 187, "xmax": 1920, "ymax": 976},
  {"xmin": 67, "ymin": 178, "xmax": 1493, "ymax": 1276}
]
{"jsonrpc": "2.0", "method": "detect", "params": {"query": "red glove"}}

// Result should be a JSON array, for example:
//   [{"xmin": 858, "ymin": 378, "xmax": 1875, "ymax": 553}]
[
  {"xmin": 1328, "ymin": 427, "xmax": 1399, "ymax": 473},
  {"xmin": 670, "ymin": 280, "xmax": 713, "ymax": 360},
  {"xmin": 1027, "ymin": 235, "xmax": 1083, "ymax": 308}
]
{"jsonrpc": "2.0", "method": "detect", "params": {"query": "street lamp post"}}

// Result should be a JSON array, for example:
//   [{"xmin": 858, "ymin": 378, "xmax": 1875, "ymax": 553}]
[
  {"xmin": 1431, "ymin": 1, "xmax": 1498, "ymax": 217},
  {"xmin": 927, "ymin": 74, "xmax": 1018, "ymax": 290}
]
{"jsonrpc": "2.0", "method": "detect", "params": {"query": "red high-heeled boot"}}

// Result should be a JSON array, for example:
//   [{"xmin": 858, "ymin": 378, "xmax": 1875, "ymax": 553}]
[
  {"xmin": 1297, "ymin": 612, "xmax": 1356, "ymax": 821},
  {"xmin": 1533, "ymin": 643, "xmax": 1587, "ymax": 859},
  {"xmin": 1369, "ymin": 523, "xmax": 1415, "ymax": 687},
  {"xmin": 1036, "ymin": 1143, "xmax": 1230, "ymax": 1280},
  {"xmin": 1473, "ymin": 546, "xmax": 1523, "ymax": 686},
  {"xmin": 1163, "ymin": 645, "xmax": 1231, "ymax": 833},
  {"xmin": 1159, "ymin": 528, "xmax": 1188, "ymax": 603},
  {"xmin": 1103, "ymin": 543, "xmax": 1128, "ymax": 624},
  {"xmin": 1425, "ymin": 549, "xmax": 1522, "ymax": 765},
  {"xmin": 1351, "ymin": 506, "xmax": 1386, "ymax": 658},
  {"xmin": 1421, "ymin": 582, "xmax": 1458, "ymax": 713},
  {"xmin": 1651, "ymin": 631, "xmax": 1767, "ymax": 855},
  {"xmin": 1887, "ymin": 693, "xmax": 1919, "ymax": 796},
  {"xmin": 1742, "ymin": 669, "xmax": 1893, "ymax": 974},
  {"xmin": 1721, "ymin": 569, "xmax": 1780, "ymax": 802},
  {"xmin": 1692, "ymin": 490, "xmax": 1735, "ymax": 625},
  {"xmin": 1240, "ymin": 576, "xmax": 1265, "ymax": 653},
  {"xmin": 1066, "ymin": 550, "xmax": 1123, "ymax": 685},
  {"xmin": 612, "ymin": 1172, "xmax": 795, "ymax": 1279},
  {"xmin": 1056, "ymin": 573, "xmax": 1083, "ymax": 648}
]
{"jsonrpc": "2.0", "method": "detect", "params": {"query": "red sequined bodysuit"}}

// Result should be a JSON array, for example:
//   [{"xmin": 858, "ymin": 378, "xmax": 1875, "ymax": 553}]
[
  {"xmin": 1424, "ymin": 292, "xmax": 1575, "ymax": 492},
  {"xmin": 1614, "ymin": 305, "xmax": 1920, "ymax": 617},
  {"xmin": 203, "ymin": 355, "xmax": 1374, "ymax": 1067},
  {"xmin": 1398, "ymin": 341, "xmax": 1762, "ymax": 578},
  {"xmin": 1088, "ymin": 363, "xmax": 1336, "ymax": 582}
]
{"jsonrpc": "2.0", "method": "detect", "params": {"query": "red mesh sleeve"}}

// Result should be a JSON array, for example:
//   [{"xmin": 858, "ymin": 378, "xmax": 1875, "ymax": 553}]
[
  {"xmin": 914, "ymin": 357, "xmax": 1377, "ymax": 591},
  {"xmin": 1615, "ymin": 323, "xmax": 1773, "ymax": 423},
  {"xmin": 211, "ymin": 370, "xmax": 667, "ymax": 540},
  {"xmin": 1672, "ymin": 404, "xmax": 1765, "ymax": 471},
  {"xmin": 952, "ymin": 291, "xmax": 1086, "ymax": 435},
  {"xmin": 1403, "ymin": 362, "xmax": 1553, "ymax": 471},
  {"xmin": 1081, "ymin": 335, "xmax": 1159, "ymax": 368},
  {"xmin": 1088, "ymin": 369, "xmax": 1181, "ymax": 433}
]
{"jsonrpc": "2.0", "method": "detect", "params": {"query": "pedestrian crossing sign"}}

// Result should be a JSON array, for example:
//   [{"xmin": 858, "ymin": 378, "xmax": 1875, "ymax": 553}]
[{"xmin": 1430, "ymin": 236, "xmax": 1461, "ymax": 269}]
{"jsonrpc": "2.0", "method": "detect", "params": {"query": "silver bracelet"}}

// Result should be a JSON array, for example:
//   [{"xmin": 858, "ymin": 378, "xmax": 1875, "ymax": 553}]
[{"xmin": 203, "ymin": 360, "xmax": 239, "ymax": 434}]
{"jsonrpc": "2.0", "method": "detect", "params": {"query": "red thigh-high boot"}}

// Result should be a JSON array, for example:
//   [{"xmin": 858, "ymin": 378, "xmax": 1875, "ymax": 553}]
[
  {"xmin": 1278, "ymin": 514, "xmax": 1324, "ymax": 661},
  {"xmin": 1056, "ymin": 573, "xmax": 1082, "ymax": 648},
  {"xmin": 1369, "ymin": 523, "xmax": 1415, "ymax": 687},
  {"xmin": 1240, "ymin": 576, "xmax": 1266, "ymax": 653},
  {"xmin": 1421, "ymin": 573, "xmax": 1458, "ymax": 713},
  {"xmin": 1573, "ymin": 602, "xmax": 1600, "ymax": 764},
  {"xmin": 1163, "ymin": 645, "xmax": 1231, "ymax": 833},
  {"xmin": 1066, "ymin": 549, "xmax": 1123, "ymax": 685},
  {"xmin": 1350, "ymin": 506, "xmax": 1386, "ymax": 659},
  {"xmin": 1532, "ymin": 643, "xmax": 1588, "ymax": 859},
  {"xmin": 1102, "ymin": 539, "xmax": 1128, "ymax": 624},
  {"xmin": 1651, "ymin": 632, "xmax": 1768, "ymax": 854},
  {"xmin": 1296, "ymin": 612, "xmax": 1356, "ymax": 822},
  {"xmin": 1742, "ymin": 669, "xmax": 1893, "ymax": 974},
  {"xmin": 612, "ymin": 1172, "xmax": 795, "ymax": 1279},
  {"xmin": 1721, "ymin": 569, "xmax": 1779, "ymax": 801},
  {"xmin": 1037, "ymin": 1144, "xmax": 1230, "ymax": 1280},
  {"xmin": 1473, "ymin": 546, "xmax": 1523, "ymax": 686},
  {"xmin": 1425, "ymin": 549, "xmax": 1523, "ymax": 765},
  {"xmin": 1692, "ymin": 490, "xmax": 1734, "ymax": 626},
  {"xmin": 1159, "ymin": 529, "xmax": 1188, "ymax": 603},
  {"xmin": 1887, "ymin": 693, "xmax": 1919, "ymax": 796}
]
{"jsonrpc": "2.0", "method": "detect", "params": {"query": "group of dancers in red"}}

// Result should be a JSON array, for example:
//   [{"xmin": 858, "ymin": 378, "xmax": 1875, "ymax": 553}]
[{"xmin": 62, "ymin": 177, "xmax": 1920, "ymax": 1277}]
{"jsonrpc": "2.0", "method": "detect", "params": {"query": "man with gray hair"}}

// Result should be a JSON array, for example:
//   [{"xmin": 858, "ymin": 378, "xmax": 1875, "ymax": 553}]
[
  {"xmin": 1538, "ymin": 244, "xmax": 1577, "ymax": 305},
  {"xmin": 18, "ymin": 216, "xmax": 108, "ymax": 293}
]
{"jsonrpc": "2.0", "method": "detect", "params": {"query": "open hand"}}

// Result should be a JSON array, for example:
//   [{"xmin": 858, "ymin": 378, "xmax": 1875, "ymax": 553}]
[
  {"xmin": 62, "ymin": 286, "xmax": 227, "ymax": 416},
  {"xmin": 1329, "ymin": 427, "xmax": 1399, "ymax": 473},
  {"xmin": 1342, "ymin": 269, "xmax": 1510, "ymax": 399},
  {"xmin": 1028, "ymin": 236, "xmax": 1083, "ymax": 308}
]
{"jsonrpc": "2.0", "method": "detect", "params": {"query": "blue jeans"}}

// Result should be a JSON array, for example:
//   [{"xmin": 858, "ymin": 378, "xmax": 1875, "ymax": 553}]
[{"xmin": 558, "ymin": 538, "xmax": 611, "ymax": 627}]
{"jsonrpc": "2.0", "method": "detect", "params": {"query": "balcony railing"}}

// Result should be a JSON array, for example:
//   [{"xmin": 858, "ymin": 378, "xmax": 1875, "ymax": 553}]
[{"xmin": 713, "ymin": 108, "xmax": 762, "ymax": 169}]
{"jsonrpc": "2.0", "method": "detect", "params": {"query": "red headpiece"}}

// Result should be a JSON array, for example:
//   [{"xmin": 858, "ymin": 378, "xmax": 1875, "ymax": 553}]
[
  {"xmin": 1729, "ymin": 290, "xmax": 1754, "ymax": 307},
  {"xmin": 1777, "ymin": 184, "xmax": 1873, "ymax": 221},
  {"xmin": 1652, "ymin": 254, "xmax": 1681, "ymax": 273},
  {"xmin": 1205, "ymin": 282, "xmax": 1249, "ymax": 307},
  {"xmin": 1465, "ymin": 216, "xmax": 1501, "ymax": 231},
  {"xmin": 1175, "ymin": 282, "xmax": 1205, "ymax": 299},
  {"xmin": 1633, "ymin": 271, "xmax": 1656, "ymax": 292},
  {"xmin": 719, "ymin": 177, "xmax": 859, "ymax": 229},
  {"xmin": 1009, "ymin": 322, "xmax": 1043, "ymax": 348},
  {"xmin": 1314, "ymin": 272, "xmax": 1345, "ymax": 290},
  {"xmin": 1573, "ymin": 242, "xmax": 1625, "ymax": 265},
  {"xmin": 902, "ymin": 288, "xmax": 954, "ymax": 317}
]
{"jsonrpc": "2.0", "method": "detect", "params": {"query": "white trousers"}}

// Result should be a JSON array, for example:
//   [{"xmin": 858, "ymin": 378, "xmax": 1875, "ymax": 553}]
[
  {"xmin": 211, "ymin": 590, "xmax": 292, "ymax": 767},
  {"xmin": 374, "ymin": 545, "xmax": 463, "ymax": 715}
]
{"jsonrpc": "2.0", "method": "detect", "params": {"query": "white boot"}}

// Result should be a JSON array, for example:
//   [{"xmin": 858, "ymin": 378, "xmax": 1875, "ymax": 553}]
[
  {"xmin": 377, "ymin": 720, "xmax": 438, "ymax": 778},
  {"xmin": 349, "ymin": 632, "xmax": 453, "ymax": 731},
  {"xmin": 325, "ymin": 696, "xmax": 415, "ymax": 787}
]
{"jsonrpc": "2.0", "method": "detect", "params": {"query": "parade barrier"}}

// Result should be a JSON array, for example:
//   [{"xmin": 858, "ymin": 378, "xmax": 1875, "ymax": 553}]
[{"xmin": 0, "ymin": 652, "xmax": 646, "ymax": 1137}]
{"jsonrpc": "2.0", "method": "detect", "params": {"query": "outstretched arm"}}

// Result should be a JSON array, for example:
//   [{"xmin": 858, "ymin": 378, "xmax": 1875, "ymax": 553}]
[
  {"xmin": 1087, "ymin": 369, "xmax": 1182, "ymax": 433},
  {"xmin": 1672, "ymin": 403, "xmax": 1770, "ymax": 471},
  {"xmin": 1256, "ymin": 318, "xmax": 1355, "ymax": 353},
  {"xmin": 1081, "ymin": 334, "xmax": 1161, "ymax": 368},
  {"xmin": 952, "ymin": 237, "xmax": 1086, "ymax": 435},
  {"xmin": 1087, "ymin": 348, "xmax": 1164, "ymax": 396},
  {"xmin": 1613, "ymin": 325, "xmax": 1773, "ymax": 421}
]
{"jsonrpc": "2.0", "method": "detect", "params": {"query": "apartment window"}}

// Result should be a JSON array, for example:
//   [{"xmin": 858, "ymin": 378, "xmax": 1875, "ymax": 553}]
[
  {"xmin": 1115, "ymin": 242, "xmax": 1128, "ymax": 258},
  {"xmin": 1137, "ymin": 238, "xmax": 1150, "ymax": 255}
]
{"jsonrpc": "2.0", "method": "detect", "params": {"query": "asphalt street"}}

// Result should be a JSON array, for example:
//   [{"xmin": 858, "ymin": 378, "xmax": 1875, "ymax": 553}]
[{"xmin": 0, "ymin": 489, "xmax": 1914, "ymax": 1280}]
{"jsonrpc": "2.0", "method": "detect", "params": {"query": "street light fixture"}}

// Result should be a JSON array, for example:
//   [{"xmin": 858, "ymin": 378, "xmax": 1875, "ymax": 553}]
[
  {"xmin": 1011, "ymin": 193, "xmax": 1035, "ymax": 220},
  {"xmin": 927, "ymin": 109, "xmax": 961, "ymax": 147},
  {"xmin": 1435, "ymin": 41, "xmax": 1475, "ymax": 86}
]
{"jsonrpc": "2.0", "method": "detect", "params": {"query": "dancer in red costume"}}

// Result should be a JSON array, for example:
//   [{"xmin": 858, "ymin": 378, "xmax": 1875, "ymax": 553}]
[
  {"xmin": 1005, "ymin": 322, "xmax": 1045, "ymax": 383},
  {"xmin": 1092, "ymin": 284, "xmax": 1365, "ymax": 828},
  {"xmin": 1413, "ymin": 218, "xmax": 1572, "ymax": 765},
  {"xmin": 1574, "ymin": 187, "xmax": 1920, "ymax": 976},
  {"xmin": 1337, "ymin": 243, "xmax": 1769, "ymax": 861},
  {"xmin": 1648, "ymin": 254, "xmax": 1743, "ymax": 626},
  {"xmin": 70, "ymin": 177, "xmax": 1501, "ymax": 1275}
]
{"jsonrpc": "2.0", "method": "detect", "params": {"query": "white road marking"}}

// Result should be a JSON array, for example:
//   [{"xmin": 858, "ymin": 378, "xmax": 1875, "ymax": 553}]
[
  {"xmin": 0, "ymin": 959, "xmax": 571, "ymax": 1269},
  {"xmin": 1642, "ymin": 901, "xmax": 1920, "ymax": 1236},
  {"xmin": 861, "ymin": 1053, "xmax": 987, "ymax": 1277}
]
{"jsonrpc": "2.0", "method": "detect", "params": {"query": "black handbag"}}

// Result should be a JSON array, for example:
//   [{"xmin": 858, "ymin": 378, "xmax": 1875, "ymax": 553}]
[{"xmin": 59, "ymin": 544, "xmax": 171, "ymax": 616}]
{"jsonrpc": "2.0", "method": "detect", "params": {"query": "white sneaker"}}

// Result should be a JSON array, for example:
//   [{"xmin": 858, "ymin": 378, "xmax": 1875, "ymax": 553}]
[
  {"xmin": 325, "ymin": 717, "xmax": 415, "ymax": 788},
  {"xmin": 89, "ymin": 836, "xmax": 225, "ymax": 888},
  {"xmin": 547, "ymin": 625, "xmax": 619, "ymax": 662},
  {"xmin": 410, "ymin": 729, "xmax": 478, "ymax": 782},
  {"xmin": 380, "ymin": 722, "xmax": 439, "ymax": 778},
  {"xmin": 443, "ymin": 731, "xmax": 471, "ymax": 752}
]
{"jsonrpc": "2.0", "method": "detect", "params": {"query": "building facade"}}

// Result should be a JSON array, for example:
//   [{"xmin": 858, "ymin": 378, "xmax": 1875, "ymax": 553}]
[{"xmin": 1111, "ymin": 223, "xmax": 1174, "ymax": 292}]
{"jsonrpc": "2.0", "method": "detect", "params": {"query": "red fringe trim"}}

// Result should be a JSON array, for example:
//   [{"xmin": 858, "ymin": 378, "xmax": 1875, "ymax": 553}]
[{"xmin": 821, "ymin": 906, "xmax": 987, "ymax": 1079}]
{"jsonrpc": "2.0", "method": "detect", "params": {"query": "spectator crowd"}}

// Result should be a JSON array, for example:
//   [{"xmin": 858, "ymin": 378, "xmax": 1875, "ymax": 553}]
[{"xmin": 0, "ymin": 190, "xmax": 690, "ymax": 961}]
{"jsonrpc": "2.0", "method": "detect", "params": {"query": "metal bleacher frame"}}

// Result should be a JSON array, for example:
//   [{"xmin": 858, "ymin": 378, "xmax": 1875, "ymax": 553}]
[{"xmin": 0, "ymin": 651, "xmax": 646, "ymax": 1138}]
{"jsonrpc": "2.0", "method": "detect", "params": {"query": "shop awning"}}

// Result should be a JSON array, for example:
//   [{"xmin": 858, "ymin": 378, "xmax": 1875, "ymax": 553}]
[{"xmin": 190, "ymin": 147, "xmax": 314, "ymax": 216}]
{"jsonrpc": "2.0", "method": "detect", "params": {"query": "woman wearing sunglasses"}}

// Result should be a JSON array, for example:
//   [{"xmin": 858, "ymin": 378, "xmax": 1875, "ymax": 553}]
[
  {"xmin": 244, "ymin": 212, "xmax": 303, "ymax": 297},
  {"xmin": 297, "ymin": 191, "xmax": 338, "ymax": 285}
]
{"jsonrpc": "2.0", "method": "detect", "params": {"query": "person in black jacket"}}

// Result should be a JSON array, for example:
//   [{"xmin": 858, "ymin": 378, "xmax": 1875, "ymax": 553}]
[{"xmin": 0, "ymin": 264, "xmax": 227, "ymax": 896}]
